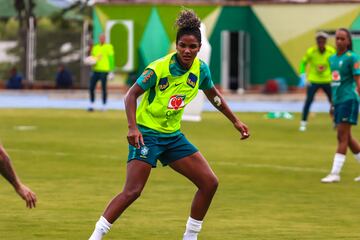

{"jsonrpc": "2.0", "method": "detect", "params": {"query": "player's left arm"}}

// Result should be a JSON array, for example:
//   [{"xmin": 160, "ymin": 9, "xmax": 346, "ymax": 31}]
[
  {"xmin": 355, "ymin": 75, "xmax": 360, "ymax": 95},
  {"xmin": 199, "ymin": 62, "xmax": 249, "ymax": 139},
  {"xmin": 203, "ymin": 87, "xmax": 249, "ymax": 140},
  {"xmin": 352, "ymin": 55, "xmax": 360, "ymax": 95}
]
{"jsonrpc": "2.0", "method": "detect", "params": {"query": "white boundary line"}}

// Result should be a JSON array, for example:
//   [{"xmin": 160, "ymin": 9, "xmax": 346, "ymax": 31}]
[
  {"xmin": 212, "ymin": 161, "xmax": 328, "ymax": 173},
  {"xmin": 7, "ymin": 148, "xmax": 120, "ymax": 160},
  {"xmin": 8, "ymin": 148, "xmax": 328, "ymax": 173}
]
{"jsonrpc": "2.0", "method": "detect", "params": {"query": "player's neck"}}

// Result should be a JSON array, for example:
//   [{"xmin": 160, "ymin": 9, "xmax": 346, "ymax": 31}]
[{"xmin": 337, "ymin": 49, "xmax": 347, "ymax": 56}]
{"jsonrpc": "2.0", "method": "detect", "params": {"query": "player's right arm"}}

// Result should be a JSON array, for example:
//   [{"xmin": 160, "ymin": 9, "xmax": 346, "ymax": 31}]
[
  {"xmin": 124, "ymin": 69, "xmax": 157, "ymax": 148},
  {"xmin": 299, "ymin": 48, "xmax": 311, "ymax": 74},
  {"xmin": 125, "ymin": 84, "xmax": 144, "ymax": 149},
  {"xmin": 299, "ymin": 48, "xmax": 311, "ymax": 87},
  {"xmin": 0, "ymin": 145, "xmax": 36, "ymax": 208}
]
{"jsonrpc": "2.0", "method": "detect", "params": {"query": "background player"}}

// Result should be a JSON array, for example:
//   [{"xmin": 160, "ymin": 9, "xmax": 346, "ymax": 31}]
[
  {"xmin": 299, "ymin": 32, "xmax": 335, "ymax": 131},
  {"xmin": 321, "ymin": 28, "xmax": 360, "ymax": 183}
]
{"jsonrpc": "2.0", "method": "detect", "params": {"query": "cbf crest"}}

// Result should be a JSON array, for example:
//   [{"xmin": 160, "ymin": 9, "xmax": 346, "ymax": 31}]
[
  {"xmin": 140, "ymin": 146, "xmax": 149, "ymax": 158},
  {"xmin": 187, "ymin": 73, "xmax": 198, "ymax": 88}
]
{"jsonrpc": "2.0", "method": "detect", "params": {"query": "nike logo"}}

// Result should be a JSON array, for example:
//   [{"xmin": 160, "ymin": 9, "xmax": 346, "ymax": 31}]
[{"xmin": 175, "ymin": 83, "xmax": 182, "ymax": 86}]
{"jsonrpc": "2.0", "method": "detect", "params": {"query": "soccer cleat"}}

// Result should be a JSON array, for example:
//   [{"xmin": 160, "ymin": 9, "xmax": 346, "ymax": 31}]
[
  {"xmin": 299, "ymin": 121, "xmax": 307, "ymax": 132},
  {"xmin": 354, "ymin": 176, "xmax": 360, "ymax": 182},
  {"xmin": 299, "ymin": 125, "xmax": 306, "ymax": 132},
  {"xmin": 321, "ymin": 174, "xmax": 340, "ymax": 183},
  {"xmin": 87, "ymin": 107, "xmax": 94, "ymax": 112}
]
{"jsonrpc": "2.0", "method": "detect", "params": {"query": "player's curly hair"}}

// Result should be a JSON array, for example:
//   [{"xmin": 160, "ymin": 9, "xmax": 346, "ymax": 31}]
[{"xmin": 175, "ymin": 8, "xmax": 201, "ymax": 44}]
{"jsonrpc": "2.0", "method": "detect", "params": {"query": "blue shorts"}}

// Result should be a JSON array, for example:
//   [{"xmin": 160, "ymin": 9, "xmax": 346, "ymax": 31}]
[
  {"xmin": 334, "ymin": 99, "xmax": 359, "ymax": 125},
  {"xmin": 127, "ymin": 133, "xmax": 198, "ymax": 167}
]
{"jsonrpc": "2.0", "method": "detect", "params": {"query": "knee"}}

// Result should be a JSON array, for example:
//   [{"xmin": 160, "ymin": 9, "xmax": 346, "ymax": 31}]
[
  {"xmin": 204, "ymin": 175, "xmax": 219, "ymax": 194},
  {"xmin": 122, "ymin": 188, "xmax": 142, "ymax": 201},
  {"xmin": 337, "ymin": 133, "xmax": 349, "ymax": 145}
]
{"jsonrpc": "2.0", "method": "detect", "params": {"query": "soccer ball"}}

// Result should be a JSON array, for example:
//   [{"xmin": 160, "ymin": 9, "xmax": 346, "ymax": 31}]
[{"xmin": 84, "ymin": 56, "xmax": 97, "ymax": 66}]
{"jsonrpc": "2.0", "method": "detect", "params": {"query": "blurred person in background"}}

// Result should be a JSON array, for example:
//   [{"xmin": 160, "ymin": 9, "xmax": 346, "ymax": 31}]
[
  {"xmin": 88, "ymin": 33, "xmax": 114, "ymax": 112},
  {"xmin": 55, "ymin": 64, "xmax": 73, "ymax": 89},
  {"xmin": 0, "ymin": 145, "xmax": 36, "ymax": 208},
  {"xmin": 321, "ymin": 28, "xmax": 360, "ymax": 183},
  {"xmin": 299, "ymin": 32, "xmax": 335, "ymax": 131},
  {"xmin": 6, "ymin": 67, "xmax": 23, "ymax": 89}
]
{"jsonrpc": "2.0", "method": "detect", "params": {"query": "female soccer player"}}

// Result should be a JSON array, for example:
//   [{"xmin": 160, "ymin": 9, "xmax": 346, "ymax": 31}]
[
  {"xmin": 298, "ymin": 32, "xmax": 335, "ymax": 131},
  {"xmin": 89, "ymin": 9, "xmax": 249, "ymax": 240},
  {"xmin": 321, "ymin": 28, "xmax": 360, "ymax": 183}
]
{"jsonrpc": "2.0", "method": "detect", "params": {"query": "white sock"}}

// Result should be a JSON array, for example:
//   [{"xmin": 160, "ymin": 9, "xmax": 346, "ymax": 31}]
[
  {"xmin": 89, "ymin": 216, "xmax": 112, "ymax": 240},
  {"xmin": 183, "ymin": 217, "xmax": 203, "ymax": 240},
  {"xmin": 330, "ymin": 153, "xmax": 346, "ymax": 175},
  {"xmin": 101, "ymin": 103, "xmax": 107, "ymax": 111},
  {"xmin": 354, "ymin": 152, "xmax": 360, "ymax": 164},
  {"xmin": 300, "ymin": 121, "xmax": 307, "ymax": 127}
]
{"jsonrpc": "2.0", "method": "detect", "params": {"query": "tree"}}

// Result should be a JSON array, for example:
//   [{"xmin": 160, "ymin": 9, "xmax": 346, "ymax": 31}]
[{"xmin": 13, "ymin": 0, "xmax": 36, "ymax": 82}]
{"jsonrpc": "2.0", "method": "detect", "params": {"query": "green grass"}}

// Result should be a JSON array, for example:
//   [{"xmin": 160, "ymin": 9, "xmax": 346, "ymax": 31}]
[{"xmin": 0, "ymin": 109, "xmax": 360, "ymax": 239}]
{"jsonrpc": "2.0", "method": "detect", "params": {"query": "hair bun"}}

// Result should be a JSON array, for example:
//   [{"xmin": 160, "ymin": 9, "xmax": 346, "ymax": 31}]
[{"xmin": 175, "ymin": 9, "xmax": 201, "ymax": 30}]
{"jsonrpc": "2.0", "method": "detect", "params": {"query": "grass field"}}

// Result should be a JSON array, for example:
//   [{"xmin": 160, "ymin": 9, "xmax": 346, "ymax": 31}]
[{"xmin": 0, "ymin": 109, "xmax": 360, "ymax": 239}]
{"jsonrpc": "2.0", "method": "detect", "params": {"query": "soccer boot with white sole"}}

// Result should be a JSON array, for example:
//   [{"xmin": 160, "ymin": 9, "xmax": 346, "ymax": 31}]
[{"xmin": 321, "ymin": 174, "xmax": 340, "ymax": 183}]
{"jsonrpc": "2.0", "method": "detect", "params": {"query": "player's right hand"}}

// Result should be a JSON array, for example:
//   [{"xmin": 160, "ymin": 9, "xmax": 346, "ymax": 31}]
[
  {"xmin": 15, "ymin": 183, "xmax": 37, "ymax": 209},
  {"xmin": 329, "ymin": 106, "xmax": 334, "ymax": 119},
  {"xmin": 298, "ymin": 74, "xmax": 307, "ymax": 88},
  {"xmin": 127, "ymin": 128, "xmax": 144, "ymax": 149},
  {"xmin": 234, "ymin": 120, "xmax": 250, "ymax": 140}
]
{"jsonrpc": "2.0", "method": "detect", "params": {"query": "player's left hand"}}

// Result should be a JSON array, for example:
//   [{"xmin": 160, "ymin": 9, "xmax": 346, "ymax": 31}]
[
  {"xmin": 107, "ymin": 72, "xmax": 115, "ymax": 81},
  {"xmin": 234, "ymin": 120, "xmax": 250, "ymax": 140},
  {"xmin": 15, "ymin": 183, "xmax": 37, "ymax": 209}
]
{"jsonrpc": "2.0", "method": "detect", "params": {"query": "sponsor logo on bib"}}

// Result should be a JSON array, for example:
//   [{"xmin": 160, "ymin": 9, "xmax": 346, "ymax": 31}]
[
  {"xmin": 332, "ymin": 71, "xmax": 341, "ymax": 81},
  {"xmin": 317, "ymin": 65, "xmax": 326, "ymax": 72},
  {"xmin": 168, "ymin": 95, "xmax": 185, "ymax": 110}
]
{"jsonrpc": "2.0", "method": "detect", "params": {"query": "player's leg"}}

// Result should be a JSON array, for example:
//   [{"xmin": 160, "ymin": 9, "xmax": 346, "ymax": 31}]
[
  {"xmin": 348, "ymin": 133, "xmax": 360, "ymax": 181},
  {"xmin": 321, "ymin": 83, "xmax": 332, "ymax": 103},
  {"xmin": 100, "ymin": 73, "xmax": 108, "ymax": 111},
  {"xmin": 348, "ymin": 132, "xmax": 360, "ymax": 154},
  {"xmin": 169, "ymin": 152, "xmax": 218, "ymax": 240},
  {"xmin": 321, "ymin": 123, "xmax": 350, "ymax": 183},
  {"xmin": 346, "ymin": 100, "xmax": 360, "ymax": 181},
  {"xmin": 300, "ymin": 83, "xmax": 319, "ymax": 131},
  {"xmin": 88, "ymin": 72, "xmax": 98, "ymax": 111},
  {"xmin": 89, "ymin": 160, "xmax": 152, "ymax": 240}
]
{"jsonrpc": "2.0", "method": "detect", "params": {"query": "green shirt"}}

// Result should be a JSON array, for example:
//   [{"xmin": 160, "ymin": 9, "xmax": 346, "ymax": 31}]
[
  {"xmin": 329, "ymin": 50, "xmax": 360, "ymax": 105},
  {"xmin": 91, "ymin": 43, "xmax": 115, "ymax": 72},
  {"xmin": 299, "ymin": 45, "xmax": 335, "ymax": 84},
  {"xmin": 136, "ymin": 53, "xmax": 214, "ymax": 137}
]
